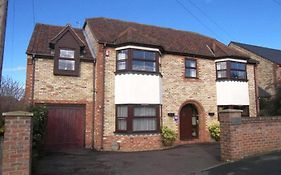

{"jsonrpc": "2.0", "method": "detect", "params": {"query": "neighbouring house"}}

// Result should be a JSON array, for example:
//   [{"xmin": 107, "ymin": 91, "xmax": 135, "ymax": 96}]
[
  {"xmin": 25, "ymin": 18, "xmax": 258, "ymax": 151},
  {"xmin": 229, "ymin": 42, "xmax": 281, "ymax": 100}
]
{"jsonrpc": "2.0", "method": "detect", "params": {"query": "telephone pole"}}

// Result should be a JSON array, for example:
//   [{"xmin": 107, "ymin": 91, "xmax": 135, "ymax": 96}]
[{"xmin": 0, "ymin": 0, "xmax": 8, "ymax": 84}]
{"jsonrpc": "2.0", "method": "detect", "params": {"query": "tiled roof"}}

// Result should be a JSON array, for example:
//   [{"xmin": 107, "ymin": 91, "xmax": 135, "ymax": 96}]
[
  {"xmin": 85, "ymin": 17, "xmax": 248, "ymax": 59},
  {"xmin": 230, "ymin": 42, "xmax": 281, "ymax": 64},
  {"xmin": 26, "ymin": 23, "xmax": 94, "ymax": 59},
  {"xmin": 27, "ymin": 18, "xmax": 249, "ymax": 60}
]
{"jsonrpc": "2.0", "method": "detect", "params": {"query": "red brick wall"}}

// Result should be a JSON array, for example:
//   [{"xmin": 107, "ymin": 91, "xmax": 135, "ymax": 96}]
[
  {"xmin": 220, "ymin": 110, "xmax": 281, "ymax": 161},
  {"xmin": 93, "ymin": 44, "xmax": 105, "ymax": 150},
  {"xmin": 25, "ymin": 56, "xmax": 34, "ymax": 104},
  {"xmin": 2, "ymin": 112, "xmax": 33, "ymax": 175}
]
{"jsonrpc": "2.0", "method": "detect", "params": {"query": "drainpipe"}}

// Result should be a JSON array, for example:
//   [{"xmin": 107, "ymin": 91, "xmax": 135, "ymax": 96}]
[
  {"xmin": 92, "ymin": 58, "xmax": 96, "ymax": 149},
  {"xmin": 254, "ymin": 64, "xmax": 259, "ymax": 116},
  {"xmin": 31, "ymin": 54, "xmax": 36, "ymax": 105}
]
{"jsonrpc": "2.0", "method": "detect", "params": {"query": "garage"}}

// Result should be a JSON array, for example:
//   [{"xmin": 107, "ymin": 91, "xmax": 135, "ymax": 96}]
[{"xmin": 43, "ymin": 105, "xmax": 85, "ymax": 150}]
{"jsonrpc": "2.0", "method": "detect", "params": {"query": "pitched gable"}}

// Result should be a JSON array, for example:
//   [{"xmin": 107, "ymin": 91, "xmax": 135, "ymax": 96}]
[
  {"xmin": 27, "ymin": 23, "xmax": 94, "ymax": 60},
  {"xmin": 49, "ymin": 24, "xmax": 85, "ymax": 48}
]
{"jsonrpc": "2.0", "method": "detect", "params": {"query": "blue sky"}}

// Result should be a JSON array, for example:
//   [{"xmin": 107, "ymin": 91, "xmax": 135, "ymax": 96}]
[{"xmin": 3, "ymin": 0, "xmax": 281, "ymax": 84}]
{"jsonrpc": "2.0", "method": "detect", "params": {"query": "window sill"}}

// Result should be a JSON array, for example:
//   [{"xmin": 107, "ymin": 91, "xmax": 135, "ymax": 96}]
[
  {"xmin": 114, "ymin": 131, "xmax": 160, "ymax": 136},
  {"xmin": 115, "ymin": 70, "xmax": 162, "ymax": 77},
  {"xmin": 54, "ymin": 70, "xmax": 79, "ymax": 77},
  {"xmin": 185, "ymin": 76, "xmax": 199, "ymax": 79},
  {"xmin": 216, "ymin": 78, "xmax": 248, "ymax": 82}
]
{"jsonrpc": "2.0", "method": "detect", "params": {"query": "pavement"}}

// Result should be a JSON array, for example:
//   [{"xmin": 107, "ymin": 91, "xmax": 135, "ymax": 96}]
[
  {"xmin": 33, "ymin": 143, "xmax": 221, "ymax": 175},
  {"xmin": 197, "ymin": 151, "xmax": 281, "ymax": 175}
]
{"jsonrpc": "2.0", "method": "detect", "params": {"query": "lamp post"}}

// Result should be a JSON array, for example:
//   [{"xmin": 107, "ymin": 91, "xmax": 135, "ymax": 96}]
[{"xmin": 0, "ymin": 0, "xmax": 8, "ymax": 85}]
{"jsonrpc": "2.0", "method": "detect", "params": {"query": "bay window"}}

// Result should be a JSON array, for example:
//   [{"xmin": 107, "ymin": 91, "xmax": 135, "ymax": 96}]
[
  {"xmin": 216, "ymin": 61, "xmax": 247, "ymax": 81},
  {"xmin": 116, "ymin": 104, "xmax": 160, "ymax": 133},
  {"xmin": 116, "ymin": 49, "xmax": 159, "ymax": 73}
]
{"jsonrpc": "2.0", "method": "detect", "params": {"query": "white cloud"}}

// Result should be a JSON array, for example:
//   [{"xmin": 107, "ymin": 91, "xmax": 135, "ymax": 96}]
[{"xmin": 3, "ymin": 66, "xmax": 26, "ymax": 72}]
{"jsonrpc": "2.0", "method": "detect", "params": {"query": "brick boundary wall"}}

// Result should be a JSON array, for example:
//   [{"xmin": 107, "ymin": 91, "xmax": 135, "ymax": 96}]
[
  {"xmin": 219, "ymin": 109, "xmax": 281, "ymax": 161},
  {"xmin": 2, "ymin": 111, "xmax": 33, "ymax": 175}
]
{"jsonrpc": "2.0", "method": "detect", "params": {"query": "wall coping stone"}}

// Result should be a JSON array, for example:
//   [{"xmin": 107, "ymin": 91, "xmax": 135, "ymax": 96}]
[{"xmin": 2, "ymin": 111, "xmax": 33, "ymax": 117}]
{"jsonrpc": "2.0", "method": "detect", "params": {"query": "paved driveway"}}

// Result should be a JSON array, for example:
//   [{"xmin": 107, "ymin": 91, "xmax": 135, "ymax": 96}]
[
  {"xmin": 198, "ymin": 150, "xmax": 281, "ymax": 175},
  {"xmin": 33, "ymin": 143, "xmax": 221, "ymax": 175}
]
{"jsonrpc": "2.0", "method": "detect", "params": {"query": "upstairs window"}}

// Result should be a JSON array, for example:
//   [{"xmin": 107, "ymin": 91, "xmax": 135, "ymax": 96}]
[
  {"xmin": 60, "ymin": 49, "xmax": 75, "ymax": 58},
  {"xmin": 116, "ymin": 49, "xmax": 159, "ymax": 73},
  {"xmin": 185, "ymin": 59, "xmax": 197, "ymax": 78},
  {"xmin": 58, "ymin": 49, "xmax": 75, "ymax": 71},
  {"xmin": 216, "ymin": 62, "xmax": 227, "ymax": 79},
  {"xmin": 132, "ymin": 50, "xmax": 156, "ymax": 72},
  {"xmin": 230, "ymin": 62, "xmax": 246, "ymax": 80},
  {"xmin": 216, "ymin": 61, "xmax": 247, "ymax": 81},
  {"xmin": 54, "ymin": 48, "xmax": 79, "ymax": 76},
  {"xmin": 117, "ymin": 50, "xmax": 128, "ymax": 70}
]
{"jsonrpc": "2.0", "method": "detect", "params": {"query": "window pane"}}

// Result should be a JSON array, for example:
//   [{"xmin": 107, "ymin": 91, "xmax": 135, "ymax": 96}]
[
  {"xmin": 133, "ymin": 50, "xmax": 156, "ymax": 61},
  {"xmin": 117, "ymin": 106, "xmax": 128, "ymax": 118},
  {"xmin": 60, "ymin": 49, "xmax": 75, "ymax": 58},
  {"xmin": 230, "ymin": 62, "xmax": 246, "ymax": 70},
  {"xmin": 231, "ymin": 70, "xmax": 246, "ymax": 79},
  {"xmin": 117, "ymin": 119, "xmax": 127, "ymax": 130},
  {"xmin": 117, "ymin": 61, "xmax": 126, "ymax": 70},
  {"xmin": 58, "ymin": 59, "xmax": 75, "ymax": 70},
  {"xmin": 185, "ymin": 68, "xmax": 196, "ymax": 78},
  {"xmin": 217, "ymin": 70, "xmax": 227, "ymax": 78},
  {"xmin": 117, "ymin": 50, "xmax": 128, "ymax": 60},
  {"xmin": 216, "ymin": 62, "xmax": 227, "ymax": 70},
  {"xmin": 134, "ymin": 106, "xmax": 156, "ymax": 117},
  {"xmin": 185, "ymin": 60, "xmax": 196, "ymax": 68},
  {"xmin": 133, "ymin": 118, "xmax": 156, "ymax": 131},
  {"xmin": 132, "ymin": 61, "xmax": 156, "ymax": 72}
]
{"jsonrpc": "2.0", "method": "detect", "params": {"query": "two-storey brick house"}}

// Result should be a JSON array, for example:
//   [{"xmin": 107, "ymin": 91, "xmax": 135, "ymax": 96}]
[{"xmin": 25, "ymin": 18, "xmax": 258, "ymax": 151}]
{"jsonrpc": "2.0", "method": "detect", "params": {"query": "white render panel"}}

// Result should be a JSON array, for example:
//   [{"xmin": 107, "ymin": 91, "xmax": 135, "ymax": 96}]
[
  {"xmin": 216, "ymin": 81, "xmax": 250, "ymax": 105},
  {"xmin": 115, "ymin": 74, "xmax": 162, "ymax": 104}
]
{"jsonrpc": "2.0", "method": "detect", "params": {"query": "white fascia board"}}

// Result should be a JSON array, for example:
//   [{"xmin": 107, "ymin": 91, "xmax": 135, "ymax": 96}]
[
  {"xmin": 215, "ymin": 58, "xmax": 247, "ymax": 63},
  {"xmin": 115, "ymin": 45, "xmax": 161, "ymax": 54}
]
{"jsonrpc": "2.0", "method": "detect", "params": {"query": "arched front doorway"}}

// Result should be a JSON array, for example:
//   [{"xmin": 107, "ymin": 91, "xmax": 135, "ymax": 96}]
[{"xmin": 179, "ymin": 104, "xmax": 199, "ymax": 140}]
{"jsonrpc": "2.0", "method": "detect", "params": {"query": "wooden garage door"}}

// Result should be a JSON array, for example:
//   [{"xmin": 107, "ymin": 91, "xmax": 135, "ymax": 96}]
[{"xmin": 43, "ymin": 105, "xmax": 85, "ymax": 150}]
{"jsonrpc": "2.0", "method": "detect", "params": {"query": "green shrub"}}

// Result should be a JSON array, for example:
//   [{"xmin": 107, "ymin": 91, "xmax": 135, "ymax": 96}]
[
  {"xmin": 0, "ymin": 118, "xmax": 4, "ymax": 137},
  {"xmin": 260, "ymin": 84, "xmax": 281, "ymax": 116},
  {"xmin": 160, "ymin": 126, "xmax": 177, "ymax": 146},
  {"xmin": 29, "ymin": 105, "xmax": 48, "ymax": 149},
  {"xmin": 208, "ymin": 120, "xmax": 220, "ymax": 141}
]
